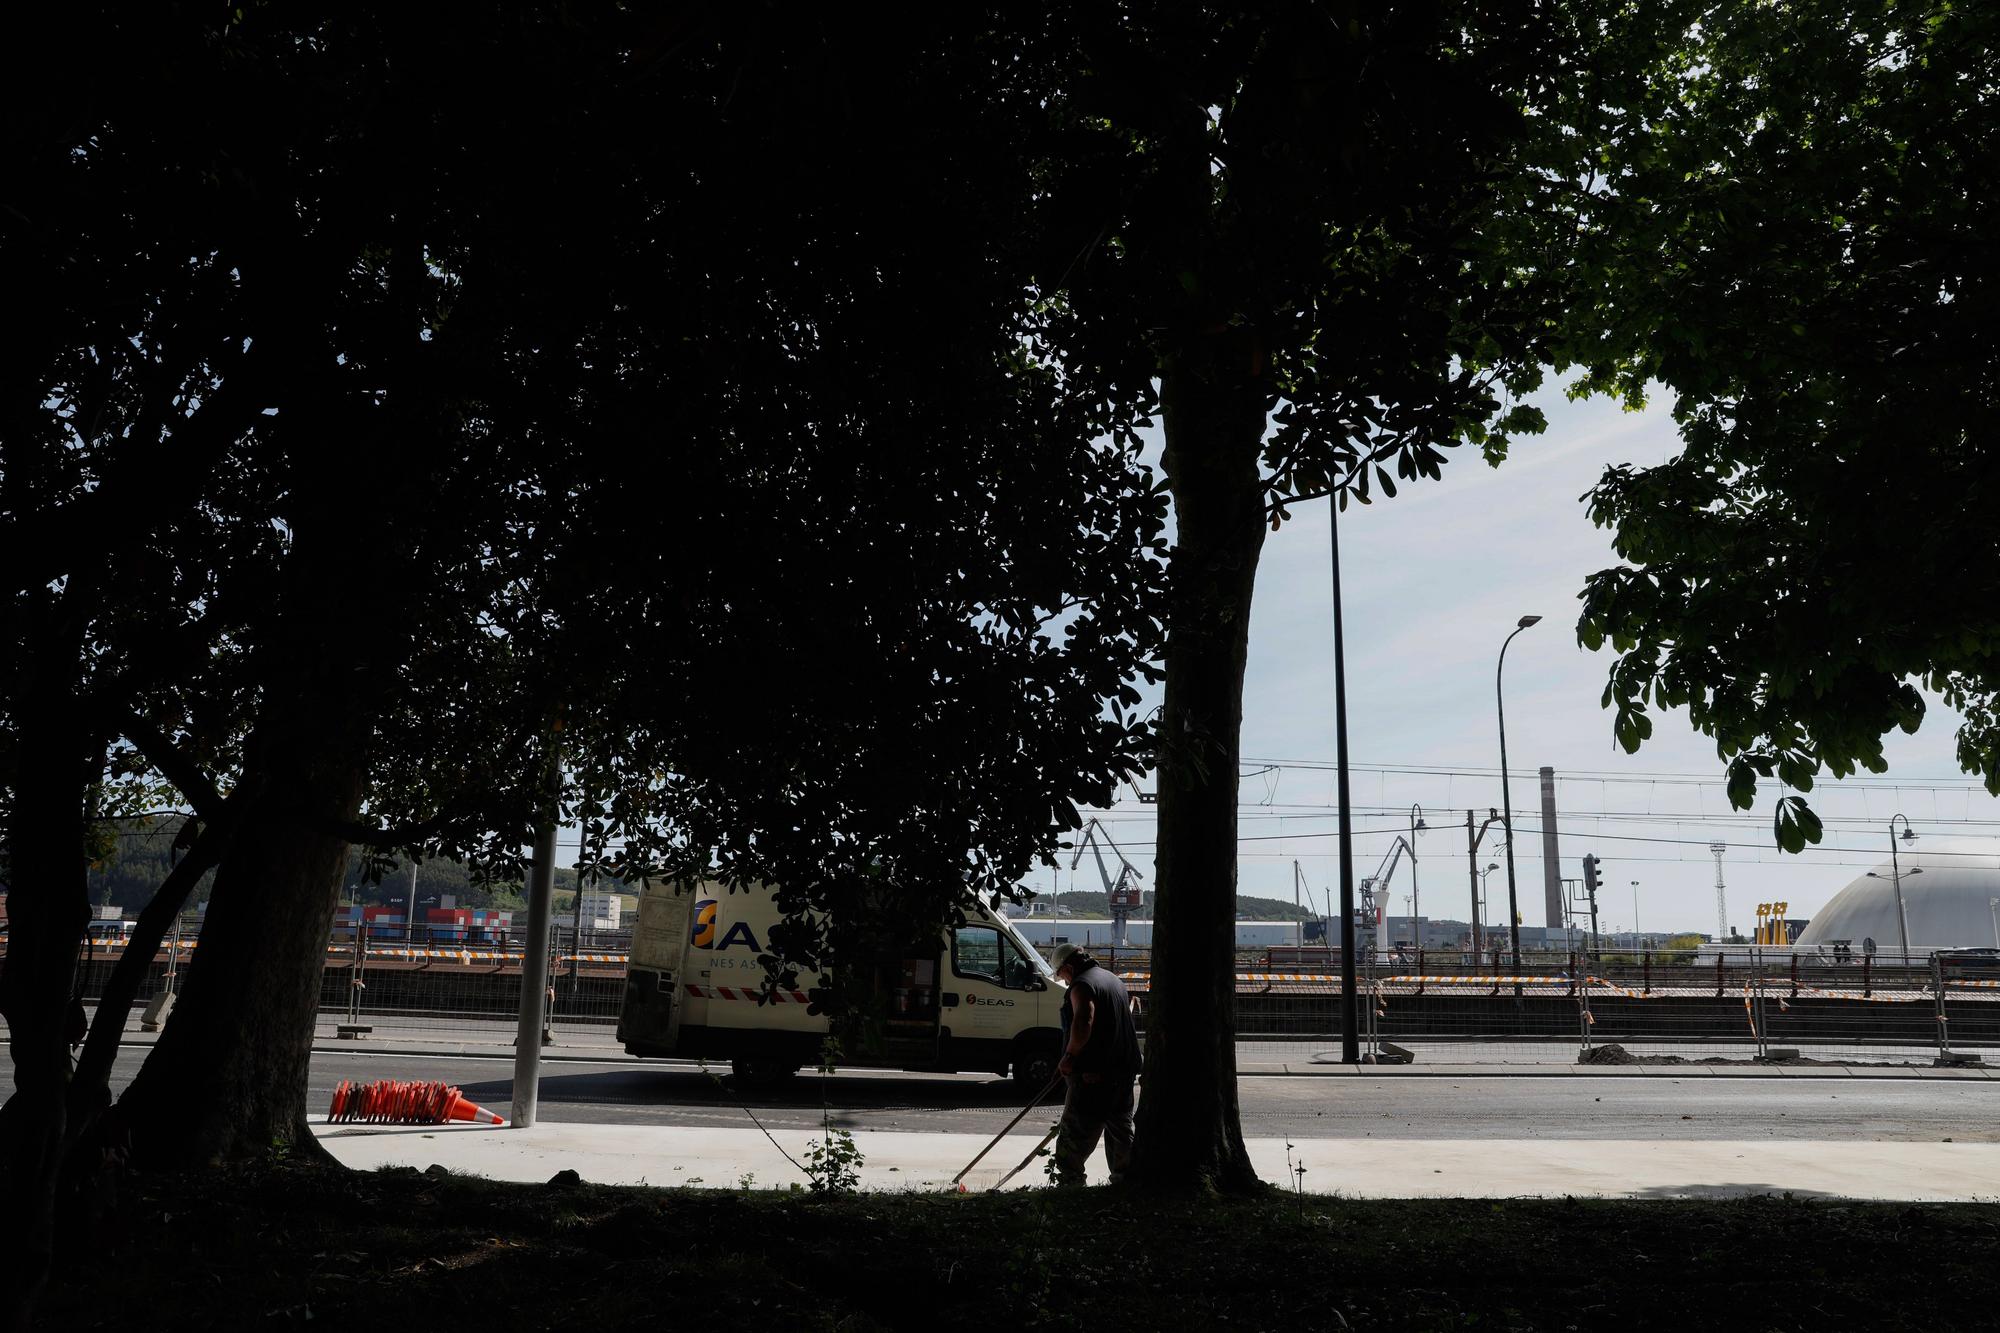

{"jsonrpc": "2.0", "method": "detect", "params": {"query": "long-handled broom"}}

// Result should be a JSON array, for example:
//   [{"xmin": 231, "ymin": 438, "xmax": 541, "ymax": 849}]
[
  {"xmin": 950, "ymin": 1073, "xmax": 1060, "ymax": 1189},
  {"xmin": 989, "ymin": 1120, "xmax": 1062, "ymax": 1191}
]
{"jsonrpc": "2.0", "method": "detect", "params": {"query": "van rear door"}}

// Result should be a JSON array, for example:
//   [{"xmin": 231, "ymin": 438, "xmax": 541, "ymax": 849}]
[{"xmin": 617, "ymin": 882, "xmax": 698, "ymax": 1055}]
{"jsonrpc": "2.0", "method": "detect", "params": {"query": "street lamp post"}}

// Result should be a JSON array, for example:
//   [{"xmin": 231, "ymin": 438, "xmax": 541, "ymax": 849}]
[
  {"xmin": 1480, "ymin": 862, "xmax": 1499, "ymax": 941},
  {"xmin": 1330, "ymin": 492, "xmax": 1361, "ymax": 1062},
  {"xmin": 1496, "ymin": 615, "xmax": 1541, "ymax": 968},
  {"xmin": 1631, "ymin": 880, "xmax": 1641, "ymax": 951},
  {"xmin": 1865, "ymin": 816, "xmax": 1918, "ymax": 961},
  {"xmin": 1409, "ymin": 804, "xmax": 1427, "ymax": 950},
  {"xmin": 1991, "ymin": 897, "xmax": 2000, "ymax": 951}
]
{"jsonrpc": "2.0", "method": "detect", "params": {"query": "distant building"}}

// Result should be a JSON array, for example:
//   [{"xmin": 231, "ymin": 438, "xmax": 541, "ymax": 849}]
[
  {"xmin": 577, "ymin": 892, "xmax": 624, "ymax": 931},
  {"xmin": 1797, "ymin": 837, "xmax": 2000, "ymax": 955}
]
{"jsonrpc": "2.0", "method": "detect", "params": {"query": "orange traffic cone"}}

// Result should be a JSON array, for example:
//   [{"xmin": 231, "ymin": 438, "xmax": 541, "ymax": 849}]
[
  {"xmin": 440, "ymin": 1087, "xmax": 505, "ymax": 1125},
  {"xmin": 326, "ymin": 1079, "xmax": 505, "ymax": 1126}
]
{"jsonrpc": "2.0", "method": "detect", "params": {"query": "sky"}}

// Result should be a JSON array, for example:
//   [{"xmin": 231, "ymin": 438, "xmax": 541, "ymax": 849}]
[{"xmin": 1045, "ymin": 387, "xmax": 2000, "ymax": 940}]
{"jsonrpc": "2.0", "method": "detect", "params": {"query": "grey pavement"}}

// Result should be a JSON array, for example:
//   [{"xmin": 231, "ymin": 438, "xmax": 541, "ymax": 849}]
[{"xmin": 105, "ymin": 1045, "xmax": 2000, "ymax": 1140}]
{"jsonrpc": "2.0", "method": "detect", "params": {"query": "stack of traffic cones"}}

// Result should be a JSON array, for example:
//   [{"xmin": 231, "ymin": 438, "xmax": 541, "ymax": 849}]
[{"xmin": 326, "ymin": 1079, "xmax": 505, "ymax": 1126}]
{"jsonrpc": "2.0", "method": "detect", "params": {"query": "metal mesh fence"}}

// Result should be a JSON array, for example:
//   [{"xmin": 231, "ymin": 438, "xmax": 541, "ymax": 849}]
[
  {"xmin": 312, "ymin": 925, "xmax": 625, "ymax": 1048},
  {"xmin": 1121, "ymin": 948, "xmax": 1981, "ymax": 1068},
  {"xmin": 44, "ymin": 930, "xmax": 1994, "ymax": 1069}
]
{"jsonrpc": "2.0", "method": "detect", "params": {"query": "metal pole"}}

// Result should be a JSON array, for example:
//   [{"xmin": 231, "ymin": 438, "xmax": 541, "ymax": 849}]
[
  {"xmin": 1496, "ymin": 617, "xmax": 1539, "ymax": 969},
  {"xmin": 1481, "ymin": 863, "xmax": 1499, "ymax": 947},
  {"xmin": 348, "ymin": 876, "xmax": 364, "ymax": 1028},
  {"xmin": 406, "ymin": 858, "xmax": 419, "ymax": 944},
  {"xmin": 1888, "ymin": 816, "xmax": 1912, "ymax": 961},
  {"xmin": 1331, "ymin": 492, "xmax": 1360, "ymax": 1063},
  {"xmin": 1753, "ymin": 952, "xmax": 1769, "ymax": 1061},
  {"xmin": 1409, "ymin": 804, "xmax": 1424, "ymax": 951},
  {"xmin": 1465, "ymin": 811, "xmax": 1481, "ymax": 957},
  {"xmin": 1631, "ymin": 881, "xmax": 1641, "ymax": 952},
  {"xmin": 166, "ymin": 911, "xmax": 182, "ymax": 995},
  {"xmin": 1933, "ymin": 950, "xmax": 1950, "ymax": 1062},
  {"xmin": 569, "ymin": 838, "xmax": 586, "ymax": 1006},
  {"xmin": 511, "ymin": 728, "xmax": 562, "ymax": 1128}
]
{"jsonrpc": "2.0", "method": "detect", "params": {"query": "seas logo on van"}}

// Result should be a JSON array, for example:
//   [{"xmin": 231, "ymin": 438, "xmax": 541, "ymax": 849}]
[
  {"xmin": 690, "ymin": 900, "xmax": 718, "ymax": 949},
  {"xmin": 689, "ymin": 899, "xmax": 762, "ymax": 952}
]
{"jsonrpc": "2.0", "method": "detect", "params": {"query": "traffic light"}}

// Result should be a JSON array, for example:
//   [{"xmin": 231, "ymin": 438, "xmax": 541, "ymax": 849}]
[{"xmin": 1582, "ymin": 854, "xmax": 1600, "ymax": 897}]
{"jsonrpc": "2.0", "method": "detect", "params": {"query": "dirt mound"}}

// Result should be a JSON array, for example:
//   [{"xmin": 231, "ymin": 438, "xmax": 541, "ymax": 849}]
[{"xmin": 1577, "ymin": 1043, "xmax": 1638, "ymax": 1065}]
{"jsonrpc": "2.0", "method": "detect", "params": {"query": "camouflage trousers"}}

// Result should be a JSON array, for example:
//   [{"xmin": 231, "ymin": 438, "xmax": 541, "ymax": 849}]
[{"xmin": 1052, "ymin": 1072, "xmax": 1135, "ymax": 1187}]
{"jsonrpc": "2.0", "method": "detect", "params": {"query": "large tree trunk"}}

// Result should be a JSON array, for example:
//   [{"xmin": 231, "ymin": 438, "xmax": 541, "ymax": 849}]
[
  {"xmin": 0, "ymin": 604, "xmax": 94, "ymax": 1331},
  {"xmin": 115, "ymin": 500, "xmax": 385, "ymax": 1168},
  {"xmin": 117, "ymin": 723, "xmax": 366, "ymax": 1168},
  {"xmin": 1126, "ymin": 338, "xmax": 1269, "ymax": 1194}
]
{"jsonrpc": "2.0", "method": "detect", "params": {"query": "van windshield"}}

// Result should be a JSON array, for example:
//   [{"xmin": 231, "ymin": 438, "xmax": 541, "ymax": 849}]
[{"xmin": 996, "ymin": 917, "xmax": 1056, "ymax": 979}]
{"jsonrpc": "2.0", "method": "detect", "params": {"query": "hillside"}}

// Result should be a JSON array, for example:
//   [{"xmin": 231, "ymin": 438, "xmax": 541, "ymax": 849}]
[
  {"xmin": 84, "ymin": 817, "xmax": 624, "ymax": 916},
  {"xmin": 1012, "ymin": 889, "xmax": 1312, "ymax": 921}
]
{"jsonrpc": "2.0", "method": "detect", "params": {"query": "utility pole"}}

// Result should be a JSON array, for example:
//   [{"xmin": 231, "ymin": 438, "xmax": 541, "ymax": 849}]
[
  {"xmin": 1409, "ymin": 805, "xmax": 1427, "ymax": 949},
  {"xmin": 512, "ymin": 723, "xmax": 562, "ymax": 1127},
  {"xmin": 1709, "ymin": 841, "xmax": 1729, "ymax": 942},
  {"xmin": 1293, "ymin": 860, "xmax": 1304, "ymax": 949},
  {"xmin": 1330, "ymin": 492, "xmax": 1360, "ymax": 1063},
  {"xmin": 1465, "ymin": 808, "xmax": 1502, "ymax": 956}
]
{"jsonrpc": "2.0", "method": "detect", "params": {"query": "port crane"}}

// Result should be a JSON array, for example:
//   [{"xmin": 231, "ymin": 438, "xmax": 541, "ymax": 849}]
[
  {"xmin": 1359, "ymin": 836, "xmax": 1415, "ymax": 959},
  {"xmin": 1068, "ymin": 818, "xmax": 1146, "ymax": 946}
]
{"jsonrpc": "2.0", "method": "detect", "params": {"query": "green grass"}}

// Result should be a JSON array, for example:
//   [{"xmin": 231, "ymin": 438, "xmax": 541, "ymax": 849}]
[{"xmin": 43, "ymin": 1165, "xmax": 2000, "ymax": 1330}]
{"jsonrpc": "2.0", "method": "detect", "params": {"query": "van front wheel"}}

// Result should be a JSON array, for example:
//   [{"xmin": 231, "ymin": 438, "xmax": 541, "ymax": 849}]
[{"xmin": 1012, "ymin": 1036, "xmax": 1062, "ymax": 1091}]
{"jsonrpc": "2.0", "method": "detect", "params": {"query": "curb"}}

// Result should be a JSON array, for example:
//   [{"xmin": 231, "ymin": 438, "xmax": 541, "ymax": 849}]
[{"xmin": 1237, "ymin": 1062, "xmax": 1993, "ymax": 1080}]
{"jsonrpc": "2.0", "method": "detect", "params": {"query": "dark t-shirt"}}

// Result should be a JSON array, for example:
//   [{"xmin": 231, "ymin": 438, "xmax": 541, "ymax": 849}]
[{"xmin": 1064, "ymin": 960, "xmax": 1141, "ymax": 1077}]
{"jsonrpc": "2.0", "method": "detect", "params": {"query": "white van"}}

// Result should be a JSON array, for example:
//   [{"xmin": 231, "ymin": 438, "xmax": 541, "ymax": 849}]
[{"xmin": 617, "ymin": 880, "xmax": 1066, "ymax": 1088}]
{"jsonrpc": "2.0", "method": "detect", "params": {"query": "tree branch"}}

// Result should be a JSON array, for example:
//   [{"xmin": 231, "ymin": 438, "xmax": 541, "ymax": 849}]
[{"xmin": 116, "ymin": 715, "xmax": 225, "ymax": 820}]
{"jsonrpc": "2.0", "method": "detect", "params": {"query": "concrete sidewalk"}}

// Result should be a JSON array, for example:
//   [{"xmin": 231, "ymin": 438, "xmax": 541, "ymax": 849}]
[{"xmin": 315, "ymin": 1120, "xmax": 2000, "ymax": 1202}]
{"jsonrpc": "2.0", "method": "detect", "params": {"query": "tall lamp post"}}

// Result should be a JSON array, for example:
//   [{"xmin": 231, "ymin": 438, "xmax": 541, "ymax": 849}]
[
  {"xmin": 1865, "ymin": 815, "xmax": 1918, "ymax": 960},
  {"xmin": 1409, "ymin": 804, "xmax": 1427, "ymax": 950},
  {"xmin": 1630, "ymin": 880, "xmax": 1641, "ymax": 950},
  {"xmin": 1480, "ymin": 862, "xmax": 1499, "ymax": 951},
  {"xmin": 1496, "ymin": 615, "xmax": 1541, "ymax": 967},
  {"xmin": 1330, "ymin": 492, "xmax": 1361, "ymax": 1062}
]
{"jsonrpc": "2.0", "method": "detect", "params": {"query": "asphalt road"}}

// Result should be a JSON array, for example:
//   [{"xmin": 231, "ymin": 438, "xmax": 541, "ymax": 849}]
[{"xmin": 105, "ymin": 1046, "xmax": 2000, "ymax": 1141}]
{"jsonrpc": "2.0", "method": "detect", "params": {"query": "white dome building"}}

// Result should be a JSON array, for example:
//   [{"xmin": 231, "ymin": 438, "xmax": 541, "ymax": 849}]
[{"xmin": 1795, "ymin": 836, "xmax": 2000, "ymax": 955}]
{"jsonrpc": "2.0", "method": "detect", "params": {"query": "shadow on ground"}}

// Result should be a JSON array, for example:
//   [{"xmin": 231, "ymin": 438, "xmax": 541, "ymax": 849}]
[
  {"xmin": 1629, "ymin": 1182, "xmax": 1839, "ymax": 1200},
  {"xmin": 452, "ymin": 1068, "xmax": 1034, "ymax": 1114}
]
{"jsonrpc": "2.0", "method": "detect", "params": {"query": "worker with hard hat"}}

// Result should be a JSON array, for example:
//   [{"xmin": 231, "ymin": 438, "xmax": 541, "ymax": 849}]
[{"xmin": 1049, "ymin": 943, "xmax": 1141, "ymax": 1186}]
